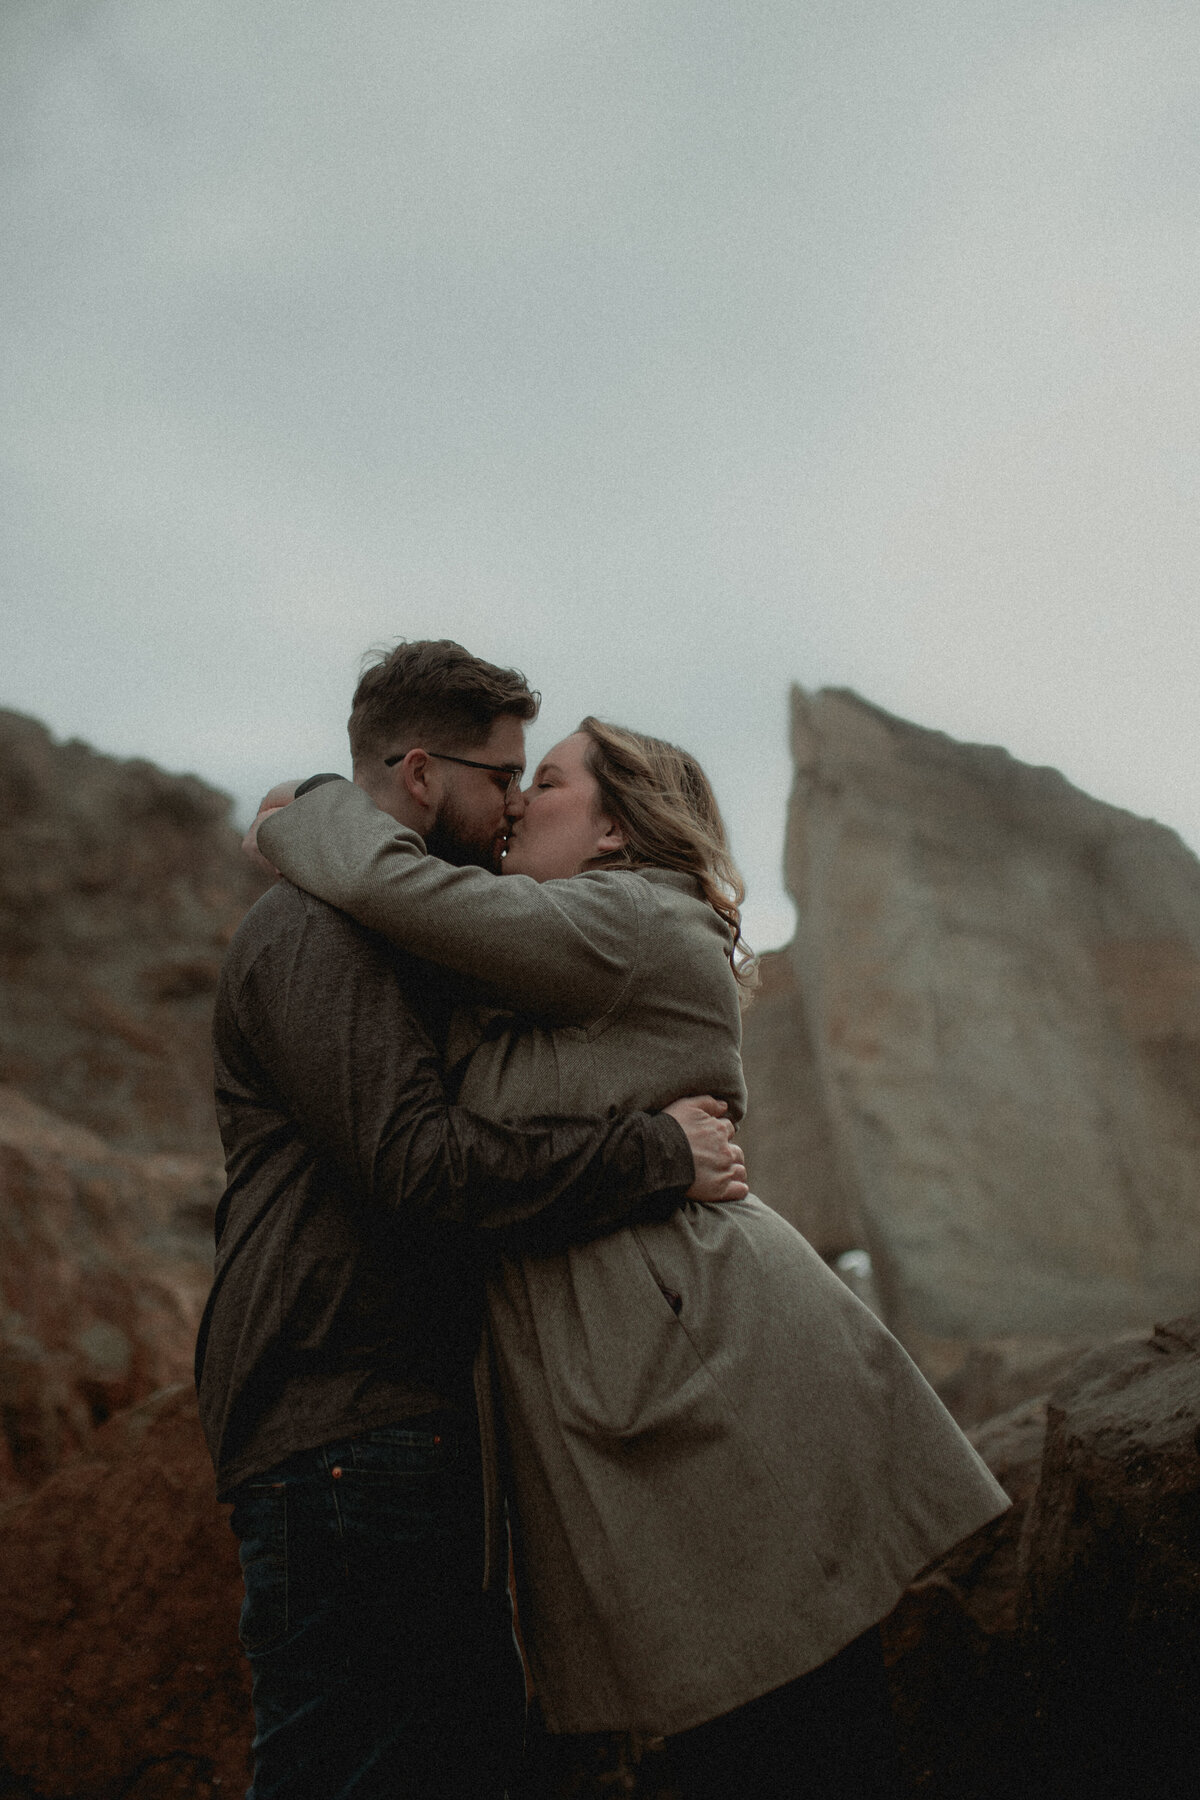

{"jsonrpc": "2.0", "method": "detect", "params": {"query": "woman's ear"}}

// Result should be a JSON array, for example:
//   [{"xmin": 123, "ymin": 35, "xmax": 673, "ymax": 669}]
[{"xmin": 594, "ymin": 815, "xmax": 626, "ymax": 859}]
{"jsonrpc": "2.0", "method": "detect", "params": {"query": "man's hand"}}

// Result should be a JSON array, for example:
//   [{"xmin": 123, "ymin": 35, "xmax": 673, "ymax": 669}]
[
  {"xmin": 241, "ymin": 781, "xmax": 301, "ymax": 877},
  {"xmin": 663, "ymin": 1096, "xmax": 748, "ymax": 1204}
]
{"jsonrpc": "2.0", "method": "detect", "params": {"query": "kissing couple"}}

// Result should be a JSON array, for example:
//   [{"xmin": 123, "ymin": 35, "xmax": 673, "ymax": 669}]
[{"xmin": 196, "ymin": 638, "xmax": 1006, "ymax": 1799}]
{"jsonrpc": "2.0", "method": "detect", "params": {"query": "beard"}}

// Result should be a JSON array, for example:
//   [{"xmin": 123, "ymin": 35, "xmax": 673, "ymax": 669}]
[{"xmin": 424, "ymin": 793, "xmax": 503, "ymax": 872}]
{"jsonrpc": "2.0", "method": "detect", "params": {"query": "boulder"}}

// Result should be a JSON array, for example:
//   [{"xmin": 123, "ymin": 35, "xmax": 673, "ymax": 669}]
[
  {"xmin": 0, "ymin": 1385, "xmax": 249, "ymax": 1800},
  {"xmin": 1024, "ymin": 1315, "xmax": 1200, "ymax": 1796},
  {"xmin": 883, "ymin": 1313, "xmax": 1200, "ymax": 1799},
  {"xmin": 742, "ymin": 687, "xmax": 1200, "ymax": 1379},
  {"xmin": 882, "ymin": 1398, "xmax": 1047, "ymax": 1798},
  {"xmin": 0, "ymin": 710, "xmax": 269, "ymax": 1158},
  {"xmin": 0, "ymin": 1085, "xmax": 217, "ymax": 1499},
  {"xmin": 931, "ymin": 1332, "xmax": 1136, "ymax": 1431}
]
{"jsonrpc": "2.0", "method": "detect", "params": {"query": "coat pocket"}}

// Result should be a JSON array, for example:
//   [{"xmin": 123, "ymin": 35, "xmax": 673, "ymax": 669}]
[
  {"xmin": 503, "ymin": 1231, "xmax": 701, "ymax": 1443},
  {"xmin": 631, "ymin": 1225, "xmax": 683, "ymax": 1314}
]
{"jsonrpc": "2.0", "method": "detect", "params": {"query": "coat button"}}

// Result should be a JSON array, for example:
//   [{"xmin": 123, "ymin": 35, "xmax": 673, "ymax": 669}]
[{"xmin": 331, "ymin": 1466, "xmax": 343, "ymax": 1479}]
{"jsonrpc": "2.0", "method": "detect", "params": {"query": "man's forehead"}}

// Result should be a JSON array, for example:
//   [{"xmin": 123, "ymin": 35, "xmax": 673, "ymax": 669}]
[{"xmin": 479, "ymin": 713, "xmax": 527, "ymax": 765}]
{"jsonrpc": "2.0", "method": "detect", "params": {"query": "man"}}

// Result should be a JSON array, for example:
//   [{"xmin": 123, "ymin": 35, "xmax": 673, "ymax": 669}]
[{"xmin": 195, "ymin": 640, "xmax": 745, "ymax": 1800}]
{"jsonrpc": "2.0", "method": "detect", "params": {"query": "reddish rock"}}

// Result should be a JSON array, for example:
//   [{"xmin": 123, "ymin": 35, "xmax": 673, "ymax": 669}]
[
  {"xmin": 0, "ymin": 1385, "xmax": 249, "ymax": 1800},
  {"xmin": 0, "ymin": 1086, "xmax": 217, "ymax": 1499},
  {"xmin": 0, "ymin": 710, "xmax": 269, "ymax": 1158}
]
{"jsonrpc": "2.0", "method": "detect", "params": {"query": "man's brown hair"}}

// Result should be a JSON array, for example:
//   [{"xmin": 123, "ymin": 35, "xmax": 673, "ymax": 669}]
[{"xmin": 348, "ymin": 640, "xmax": 539, "ymax": 766}]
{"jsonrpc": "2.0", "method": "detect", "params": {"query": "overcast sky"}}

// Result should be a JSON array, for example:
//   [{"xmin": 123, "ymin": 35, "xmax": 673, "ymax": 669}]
[{"xmin": 3, "ymin": 0, "xmax": 1198, "ymax": 948}]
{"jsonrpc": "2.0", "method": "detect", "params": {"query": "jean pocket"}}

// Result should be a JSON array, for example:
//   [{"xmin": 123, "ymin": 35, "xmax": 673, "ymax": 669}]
[
  {"xmin": 347, "ymin": 1424, "xmax": 463, "ymax": 1477},
  {"xmin": 230, "ymin": 1484, "xmax": 289, "ymax": 1655}
]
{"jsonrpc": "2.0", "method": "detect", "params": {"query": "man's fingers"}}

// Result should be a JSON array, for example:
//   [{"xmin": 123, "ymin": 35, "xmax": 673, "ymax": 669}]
[
  {"xmin": 240, "ymin": 780, "xmax": 306, "ymax": 877},
  {"xmin": 257, "ymin": 780, "xmax": 302, "ymax": 812},
  {"xmin": 705, "ymin": 1167, "xmax": 749, "ymax": 1203},
  {"xmin": 703, "ymin": 1126, "xmax": 740, "ymax": 1162},
  {"xmin": 714, "ymin": 1142, "xmax": 745, "ymax": 1186},
  {"xmin": 241, "ymin": 820, "xmax": 281, "ymax": 878},
  {"xmin": 672, "ymin": 1087, "xmax": 726, "ymax": 1116},
  {"xmin": 672, "ymin": 1100, "xmax": 747, "ymax": 1203}
]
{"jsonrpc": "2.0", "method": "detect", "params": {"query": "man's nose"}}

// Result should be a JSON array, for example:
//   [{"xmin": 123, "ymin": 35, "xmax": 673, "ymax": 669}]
[{"xmin": 505, "ymin": 786, "xmax": 527, "ymax": 819}]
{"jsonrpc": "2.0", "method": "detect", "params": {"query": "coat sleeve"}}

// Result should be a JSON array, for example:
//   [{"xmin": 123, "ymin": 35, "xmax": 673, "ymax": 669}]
[
  {"xmin": 227, "ymin": 894, "xmax": 693, "ymax": 1245},
  {"xmin": 258, "ymin": 780, "xmax": 641, "ymax": 1026}
]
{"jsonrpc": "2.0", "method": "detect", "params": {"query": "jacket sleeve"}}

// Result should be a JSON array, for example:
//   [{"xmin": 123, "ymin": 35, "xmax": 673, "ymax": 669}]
[
  {"xmin": 232, "ymin": 894, "xmax": 692, "ymax": 1245},
  {"xmin": 257, "ymin": 779, "xmax": 639, "ymax": 1026}
]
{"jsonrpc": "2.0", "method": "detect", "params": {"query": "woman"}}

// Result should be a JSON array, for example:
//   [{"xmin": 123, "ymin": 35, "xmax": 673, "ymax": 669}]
[{"xmin": 257, "ymin": 719, "xmax": 1007, "ymax": 1792}]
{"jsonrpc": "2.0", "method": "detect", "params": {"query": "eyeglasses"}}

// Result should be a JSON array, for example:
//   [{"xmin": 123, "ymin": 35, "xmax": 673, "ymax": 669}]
[{"xmin": 382, "ymin": 749, "xmax": 525, "ymax": 800}]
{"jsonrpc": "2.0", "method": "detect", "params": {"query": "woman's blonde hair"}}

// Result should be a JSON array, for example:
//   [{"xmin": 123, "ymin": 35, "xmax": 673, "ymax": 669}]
[{"xmin": 577, "ymin": 716, "xmax": 756, "ymax": 991}]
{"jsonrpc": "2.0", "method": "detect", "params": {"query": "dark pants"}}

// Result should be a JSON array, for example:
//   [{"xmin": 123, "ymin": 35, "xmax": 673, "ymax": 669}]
[
  {"xmin": 665, "ymin": 1626, "xmax": 903, "ymax": 1800},
  {"xmin": 228, "ymin": 1412, "xmax": 526, "ymax": 1800}
]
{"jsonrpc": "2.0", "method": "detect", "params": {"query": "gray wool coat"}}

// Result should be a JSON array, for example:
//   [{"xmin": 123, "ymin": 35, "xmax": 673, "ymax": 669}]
[{"xmin": 260, "ymin": 783, "xmax": 1009, "ymax": 1737}]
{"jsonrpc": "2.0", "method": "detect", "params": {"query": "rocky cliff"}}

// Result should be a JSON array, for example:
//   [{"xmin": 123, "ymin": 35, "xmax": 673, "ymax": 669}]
[
  {"xmin": 0, "ymin": 1083, "xmax": 218, "ymax": 1499},
  {"xmin": 0, "ymin": 713, "xmax": 267, "ymax": 1499},
  {"xmin": 741, "ymin": 688, "xmax": 1200, "ymax": 1382},
  {"xmin": 0, "ymin": 710, "xmax": 270, "ymax": 1159}
]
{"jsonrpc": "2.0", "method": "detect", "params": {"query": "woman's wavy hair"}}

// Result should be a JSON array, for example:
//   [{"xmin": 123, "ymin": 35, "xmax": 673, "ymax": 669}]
[{"xmin": 578, "ymin": 716, "xmax": 757, "ymax": 993}]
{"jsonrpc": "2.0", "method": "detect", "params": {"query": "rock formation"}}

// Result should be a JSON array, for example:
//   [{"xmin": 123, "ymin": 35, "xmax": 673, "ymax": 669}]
[
  {"xmin": 0, "ymin": 710, "xmax": 269, "ymax": 1159},
  {"xmin": 0, "ymin": 1385, "xmax": 249, "ymax": 1800},
  {"xmin": 741, "ymin": 688, "xmax": 1200, "ymax": 1383},
  {"xmin": 0, "ymin": 1084, "xmax": 218, "ymax": 1500}
]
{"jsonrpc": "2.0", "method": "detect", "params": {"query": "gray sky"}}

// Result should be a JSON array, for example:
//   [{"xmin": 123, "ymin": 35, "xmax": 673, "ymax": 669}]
[{"xmin": 3, "ymin": 0, "xmax": 1198, "ymax": 948}]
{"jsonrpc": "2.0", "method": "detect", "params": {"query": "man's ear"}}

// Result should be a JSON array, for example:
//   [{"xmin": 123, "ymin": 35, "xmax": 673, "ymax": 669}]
[{"xmin": 397, "ymin": 749, "xmax": 438, "ymax": 814}]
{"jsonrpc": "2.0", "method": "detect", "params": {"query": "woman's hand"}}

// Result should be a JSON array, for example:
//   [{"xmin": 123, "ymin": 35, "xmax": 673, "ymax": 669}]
[
  {"xmin": 241, "ymin": 781, "xmax": 301, "ymax": 877},
  {"xmin": 663, "ymin": 1096, "xmax": 748, "ymax": 1204}
]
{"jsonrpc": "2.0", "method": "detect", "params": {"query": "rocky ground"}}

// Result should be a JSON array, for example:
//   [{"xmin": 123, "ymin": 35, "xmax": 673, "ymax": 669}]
[{"xmin": 1, "ymin": 1319, "xmax": 1196, "ymax": 1799}]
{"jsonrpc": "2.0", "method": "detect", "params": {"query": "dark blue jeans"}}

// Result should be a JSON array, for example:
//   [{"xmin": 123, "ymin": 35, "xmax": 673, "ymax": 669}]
[{"xmin": 228, "ymin": 1412, "xmax": 525, "ymax": 1800}]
